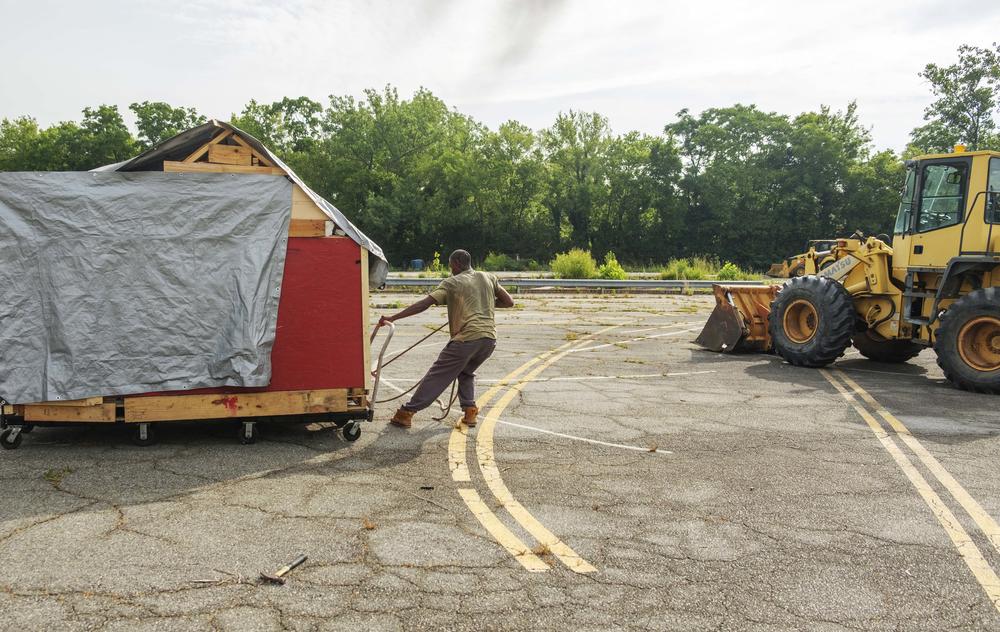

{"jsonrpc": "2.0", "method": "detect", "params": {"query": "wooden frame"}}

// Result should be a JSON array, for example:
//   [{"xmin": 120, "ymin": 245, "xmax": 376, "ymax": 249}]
[
  {"xmin": 163, "ymin": 160, "xmax": 284, "ymax": 176},
  {"xmin": 9, "ymin": 386, "xmax": 369, "ymax": 424},
  {"xmin": 361, "ymin": 246, "xmax": 372, "ymax": 390}
]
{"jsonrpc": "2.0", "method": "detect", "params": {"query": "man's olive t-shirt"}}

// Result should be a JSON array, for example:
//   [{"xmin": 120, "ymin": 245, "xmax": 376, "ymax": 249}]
[{"xmin": 429, "ymin": 270, "xmax": 499, "ymax": 342}]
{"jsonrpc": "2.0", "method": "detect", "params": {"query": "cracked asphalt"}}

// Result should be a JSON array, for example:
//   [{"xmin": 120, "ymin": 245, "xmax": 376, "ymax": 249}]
[{"xmin": 2, "ymin": 292, "xmax": 1000, "ymax": 630}]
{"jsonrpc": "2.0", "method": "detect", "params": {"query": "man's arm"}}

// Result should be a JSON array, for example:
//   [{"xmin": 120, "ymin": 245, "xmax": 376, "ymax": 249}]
[
  {"xmin": 495, "ymin": 283, "xmax": 514, "ymax": 308},
  {"xmin": 379, "ymin": 295, "xmax": 438, "ymax": 327}
]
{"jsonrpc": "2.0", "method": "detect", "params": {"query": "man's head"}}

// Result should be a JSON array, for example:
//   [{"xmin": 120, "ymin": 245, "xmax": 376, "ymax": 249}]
[{"xmin": 448, "ymin": 249, "xmax": 472, "ymax": 275}]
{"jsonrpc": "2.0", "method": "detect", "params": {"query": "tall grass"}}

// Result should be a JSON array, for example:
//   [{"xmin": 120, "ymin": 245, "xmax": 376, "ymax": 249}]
[
  {"xmin": 550, "ymin": 249, "xmax": 598, "ymax": 279},
  {"xmin": 657, "ymin": 258, "xmax": 759, "ymax": 280}
]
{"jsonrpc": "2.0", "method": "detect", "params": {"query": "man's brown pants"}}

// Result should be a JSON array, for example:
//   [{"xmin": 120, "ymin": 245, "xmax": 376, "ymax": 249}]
[{"xmin": 403, "ymin": 338, "xmax": 497, "ymax": 412}]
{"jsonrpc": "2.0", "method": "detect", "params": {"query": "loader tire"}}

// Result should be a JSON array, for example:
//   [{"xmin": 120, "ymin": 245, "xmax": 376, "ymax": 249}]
[
  {"xmin": 852, "ymin": 331, "xmax": 922, "ymax": 364},
  {"xmin": 935, "ymin": 288, "xmax": 1000, "ymax": 394},
  {"xmin": 769, "ymin": 276, "xmax": 855, "ymax": 368}
]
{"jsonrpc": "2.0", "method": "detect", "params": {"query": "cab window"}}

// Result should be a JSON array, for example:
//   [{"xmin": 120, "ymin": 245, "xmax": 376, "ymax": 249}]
[
  {"xmin": 893, "ymin": 166, "xmax": 916, "ymax": 234},
  {"xmin": 988, "ymin": 157, "xmax": 1000, "ymax": 223},
  {"xmin": 917, "ymin": 162, "xmax": 967, "ymax": 232}
]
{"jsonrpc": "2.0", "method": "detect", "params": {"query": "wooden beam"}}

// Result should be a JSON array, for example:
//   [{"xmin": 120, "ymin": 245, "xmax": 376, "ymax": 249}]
[
  {"xmin": 208, "ymin": 143, "xmax": 252, "ymax": 166},
  {"xmin": 24, "ymin": 403, "xmax": 116, "ymax": 423},
  {"xmin": 163, "ymin": 160, "xmax": 285, "ymax": 176},
  {"xmin": 30, "ymin": 396, "xmax": 104, "ymax": 407},
  {"xmin": 230, "ymin": 134, "xmax": 275, "ymax": 167},
  {"xmin": 183, "ymin": 129, "xmax": 234, "ymax": 163},
  {"xmin": 123, "ymin": 388, "xmax": 351, "ymax": 422},
  {"xmin": 361, "ymin": 246, "xmax": 372, "ymax": 391},
  {"xmin": 289, "ymin": 219, "xmax": 330, "ymax": 237}
]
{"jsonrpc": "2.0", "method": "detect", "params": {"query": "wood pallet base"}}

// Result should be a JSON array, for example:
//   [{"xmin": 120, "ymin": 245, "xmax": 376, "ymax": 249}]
[{"xmin": 3, "ymin": 388, "xmax": 368, "ymax": 424}]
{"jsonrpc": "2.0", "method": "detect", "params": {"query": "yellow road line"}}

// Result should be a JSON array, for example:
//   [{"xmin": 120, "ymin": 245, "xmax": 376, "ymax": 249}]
[
  {"xmin": 449, "ymin": 341, "xmax": 575, "ymax": 482},
  {"xmin": 833, "ymin": 370, "xmax": 1000, "ymax": 555},
  {"xmin": 820, "ymin": 370, "xmax": 1000, "ymax": 612},
  {"xmin": 457, "ymin": 488, "xmax": 549, "ymax": 572},
  {"xmin": 475, "ymin": 325, "xmax": 621, "ymax": 574}
]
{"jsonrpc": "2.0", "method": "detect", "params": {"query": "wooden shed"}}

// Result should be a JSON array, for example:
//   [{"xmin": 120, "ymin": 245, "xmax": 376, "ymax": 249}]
[{"xmin": 0, "ymin": 121, "xmax": 387, "ymax": 447}]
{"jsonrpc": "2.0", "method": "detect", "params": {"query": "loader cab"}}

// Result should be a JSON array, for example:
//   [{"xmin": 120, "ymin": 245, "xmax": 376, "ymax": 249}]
[{"xmin": 891, "ymin": 150, "xmax": 1000, "ymax": 272}]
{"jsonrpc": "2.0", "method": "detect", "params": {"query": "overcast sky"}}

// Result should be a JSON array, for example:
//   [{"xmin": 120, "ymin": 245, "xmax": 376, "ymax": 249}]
[{"xmin": 1, "ymin": 0, "xmax": 997, "ymax": 152}]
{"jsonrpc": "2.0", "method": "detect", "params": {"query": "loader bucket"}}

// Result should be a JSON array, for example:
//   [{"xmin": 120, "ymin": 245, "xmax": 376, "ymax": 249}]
[
  {"xmin": 766, "ymin": 262, "xmax": 789, "ymax": 278},
  {"xmin": 695, "ymin": 284, "xmax": 779, "ymax": 353}
]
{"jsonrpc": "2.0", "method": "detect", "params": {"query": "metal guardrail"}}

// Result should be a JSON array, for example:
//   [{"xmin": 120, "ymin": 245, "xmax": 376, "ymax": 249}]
[{"xmin": 384, "ymin": 277, "xmax": 771, "ymax": 289}]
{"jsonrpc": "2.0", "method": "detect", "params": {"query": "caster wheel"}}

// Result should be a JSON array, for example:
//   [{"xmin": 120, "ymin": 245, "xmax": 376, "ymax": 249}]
[
  {"xmin": 1, "ymin": 428, "xmax": 23, "ymax": 450},
  {"xmin": 131, "ymin": 424, "xmax": 156, "ymax": 447},
  {"xmin": 20, "ymin": 424, "xmax": 34, "ymax": 434},
  {"xmin": 239, "ymin": 423, "xmax": 259, "ymax": 445},
  {"xmin": 343, "ymin": 422, "xmax": 361, "ymax": 442}
]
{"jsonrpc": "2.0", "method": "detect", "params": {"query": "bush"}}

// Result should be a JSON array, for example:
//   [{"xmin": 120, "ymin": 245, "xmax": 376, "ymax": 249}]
[
  {"xmin": 524, "ymin": 259, "xmax": 543, "ymax": 272},
  {"xmin": 716, "ymin": 262, "xmax": 758, "ymax": 281},
  {"xmin": 550, "ymin": 249, "xmax": 598, "ymax": 279},
  {"xmin": 427, "ymin": 251, "xmax": 444, "ymax": 273},
  {"xmin": 597, "ymin": 252, "xmax": 627, "ymax": 280},
  {"xmin": 716, "ymin": 262, "xmax": 742, "ymax": 281},
  {"xmin": 482, "ymin": 252, "xmax": 519, "ymax": 271},
  {"xmin": 658, "ymin": 258, "xmax": 706, "ymax": 280}
]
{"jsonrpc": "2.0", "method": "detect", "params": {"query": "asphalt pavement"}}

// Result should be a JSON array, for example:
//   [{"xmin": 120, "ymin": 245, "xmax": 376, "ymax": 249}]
[{"xmin": 1, "ymin": 292, "xmax": 999, "ymax": 630}]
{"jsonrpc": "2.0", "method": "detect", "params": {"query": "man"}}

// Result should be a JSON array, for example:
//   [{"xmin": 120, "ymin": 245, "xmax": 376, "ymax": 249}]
[{"xmin": 378, "ymin": 249, "xmax": 514, "ymax": 428}]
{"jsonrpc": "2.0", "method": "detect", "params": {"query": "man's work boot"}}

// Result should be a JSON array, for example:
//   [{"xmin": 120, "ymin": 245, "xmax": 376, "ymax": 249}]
[
  {"xmin": 391, "ymin": 408, "xmax": 414, "ymax": 428},
  {"xmin": 462, "ymin": 406, "xmax": 479, "ymax": 427}
]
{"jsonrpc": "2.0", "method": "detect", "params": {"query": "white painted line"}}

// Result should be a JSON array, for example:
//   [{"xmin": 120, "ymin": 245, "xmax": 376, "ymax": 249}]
[
  {"xmin": 619, "ymin": 323, "xmax": 693, "ymax": 335},
  {"xmin": 496, "ymin": 419, "xmax": 671, "ymax": 454},
  {"xmin": 571, "ymin": 327, "xmax": 702, "ymax": 353}
]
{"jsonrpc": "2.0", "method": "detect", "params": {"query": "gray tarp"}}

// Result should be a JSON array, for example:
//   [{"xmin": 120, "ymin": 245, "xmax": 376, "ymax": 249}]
[{"xmin": 0, "ymin": 172, "xmax": 292, "ymax": 403}]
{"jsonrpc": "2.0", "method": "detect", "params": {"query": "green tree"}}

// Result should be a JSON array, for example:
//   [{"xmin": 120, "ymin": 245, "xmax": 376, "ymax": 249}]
[
  {"xmin": 129, "ymin": 101, "xmax": 206, "ymax": 149},
  {"xmin": 909, "ymin": 43, "xmax": 1000, "ymax": 153},
  {"xmin": 231, "ymin": 97, "xmax": 323, "ymax": 154},
  {"xmin": 0, "ymin": 105, "xmax": 136, "ymax": 171},
  {"xmin": 308, "ymin": 87, "xmax": 480, "ymax": 263},
  {"xmin": 470, "ymin": 121, "xmax": 553, "ymax": 261},
  {"xmin": 541, "ymin": 111, "xmax": 611, "ymax": 249},
  {"xmin": 77, "ymin": 105, "xmax": 136, "ymax": 168}
]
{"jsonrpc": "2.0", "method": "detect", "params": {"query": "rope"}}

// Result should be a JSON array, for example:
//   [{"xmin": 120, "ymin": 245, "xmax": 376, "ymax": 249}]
[
  {"xmin": 372, "ymin": 321, "xmax": 460, "ymax": 420},
  {"xmin": 381, "ymin": 323, "xmax": 448, "ymax": 370}
]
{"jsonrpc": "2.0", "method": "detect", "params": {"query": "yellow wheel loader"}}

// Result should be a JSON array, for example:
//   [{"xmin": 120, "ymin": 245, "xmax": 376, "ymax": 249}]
[
  {"xmin": 697, "ymin": 147, "xmax": 1000, "ymax": 393},
  {"xmin": 766, "ymin": 240, "xmax": 839, "ymax": 278}
]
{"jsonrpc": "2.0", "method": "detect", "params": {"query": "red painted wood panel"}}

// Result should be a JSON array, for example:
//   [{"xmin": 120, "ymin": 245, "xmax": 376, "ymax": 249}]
[{"xmin": 266, "ymin": 237, "xmax": 365, "ymax": 390}]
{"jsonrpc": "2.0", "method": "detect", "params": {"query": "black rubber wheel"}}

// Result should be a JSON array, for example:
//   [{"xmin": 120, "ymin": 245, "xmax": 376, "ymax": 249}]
[
  {"xmin": 19, "ymin": 424, "xmax": 34, "ymax": 434},
  {"xmin": 852, "ymin": 331, "xmax": 923, "ymax": 363},
  {"xmin": 343, "ymin": 423, "xmax": 361, "ymax": 442},
  {"xmin": 769, "ymin": 275, "xmax": 855, "ymax": 367},
  {"xmin": 1, "ymin": 428, "xmax": 23, "ymax": 450},
  {"xmin": 131, "ymin": 424, "xmax": 156, "ymax": 447},
  {"xmin": 935, "ymin": 288, "xmax": 1000, "ymax": 393},
  {"xmin": 239, "ymin": 423, "xmax": 259, "ymax": 445}
]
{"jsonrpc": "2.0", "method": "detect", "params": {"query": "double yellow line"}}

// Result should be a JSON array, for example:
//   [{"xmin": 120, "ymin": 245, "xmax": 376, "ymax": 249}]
[
  {"xmin": 450, "ymin": 326, "xmax": 620, "ymax": 573},
  {"xmin": 821, "ymin": 369, "xmax": 1000, "ymax": 612}
]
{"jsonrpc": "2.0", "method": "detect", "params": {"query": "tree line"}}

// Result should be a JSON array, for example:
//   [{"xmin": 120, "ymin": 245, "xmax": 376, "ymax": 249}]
[{"xmin": 1, "ymin": 44, "xmax": 997, "ymax": 270}]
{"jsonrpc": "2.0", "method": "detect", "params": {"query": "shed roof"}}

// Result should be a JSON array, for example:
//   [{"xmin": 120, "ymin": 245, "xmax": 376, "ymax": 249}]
[{"xmin": 94, "ymin": 120, "xmax": 387, "ymax": 285}]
